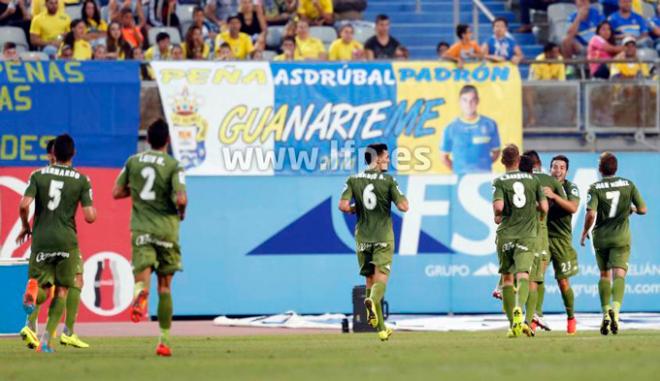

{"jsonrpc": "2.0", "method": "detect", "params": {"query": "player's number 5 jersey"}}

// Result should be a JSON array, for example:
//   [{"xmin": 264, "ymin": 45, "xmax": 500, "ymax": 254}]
[
  {"xmin": 115, "ymin": 150, "xmax": 186, "ymax": 239},
  {"xmin": 493, "ymin": 171, "xmax": 546, "ymax": 239},
  {"xmin": 341, "ymin": 170, "xmax": 406, "ymax": 243}
]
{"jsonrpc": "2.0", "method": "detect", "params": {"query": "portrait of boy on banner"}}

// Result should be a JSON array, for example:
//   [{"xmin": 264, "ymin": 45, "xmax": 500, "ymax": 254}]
[{"xmin": 440, "ymin": 85, "xmax": 501, "ymax": 174}]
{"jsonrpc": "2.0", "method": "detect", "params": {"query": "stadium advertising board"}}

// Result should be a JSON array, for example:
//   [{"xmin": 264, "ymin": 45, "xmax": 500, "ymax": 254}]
[
  {"xmin": 152, "ymin": 61, "xmax": 522, "ymax": 175},
  {"xmin": 0, "ymin": 61, "xmax": 139, "ymax": 322},
  {"xmin": 174, "ymin": 153, "xmax": 660, "ymax": 315}
]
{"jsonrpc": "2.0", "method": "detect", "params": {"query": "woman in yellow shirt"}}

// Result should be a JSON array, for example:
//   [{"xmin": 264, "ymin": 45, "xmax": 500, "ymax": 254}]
[
  {"xmin": 328, "ymin": 24, "xmax": 363, "ymax": 61},
  {"xmin": 61, "ymin": 19, "xmax": 92, "ymax": 60},
  {"xmin": 105, "ymin": 21, "xmax": 131, "ymax": 60},
  {"xmin": 81, "ymin": 0, "xmax": 107, "ymax": 41},
  {"xmin": 295, "ymin": 19, "xmax": 327, "ymax": 60},
  {"xmin": 182, "ymin": 25, "xmax": 210, "ymax": 60}
]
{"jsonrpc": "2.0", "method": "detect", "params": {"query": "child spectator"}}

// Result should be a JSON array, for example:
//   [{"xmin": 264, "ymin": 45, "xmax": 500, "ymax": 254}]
[
  {"xmin": 171, "ymin": 44, "xmax": 184, "ymax": 60},
  {"xmin": 216, "ymin": 41, "xmax": 234, "ymax": 60},
  {"xmin": 436, "ymin": 41, "xmax": 449, "ymax": 58},
  {"xmin": 93, "ymin": 44, "xmax": 107, "ymax": 60},
  {"xmin": 443, "ymin": 24, "xmax": 482, "ymax": 67},
  {"xmin": 2, "ymin": 42, "xmax": 19, "ymax": 61},
  {"xmin": 482, "ymin": 17, "xmax": 523, "ymax": 64},
  {"xmin": 145, "ymin": 32, "xmax": 172, "ymax": 60},
  {"xmin": 588, "ymin": 21, "xmax": 623, "ymax": 78},
  {"xmin": 394, "ymin": 45, "xmax": 409, "ymax": 60},
  {"xmin": 273, "ymin": 35, "xmax": 298, "ymax": 60},
  {"xmin": 58, "ymin": 43, "xmax": 73, "ymax": 59},
  {"xmin": 120, "ymin": 7, "xmax": 144, "ymax": 48},
  {"xmin": 329, "ymin": 23, "xmax": 363, "ymax": 60}
]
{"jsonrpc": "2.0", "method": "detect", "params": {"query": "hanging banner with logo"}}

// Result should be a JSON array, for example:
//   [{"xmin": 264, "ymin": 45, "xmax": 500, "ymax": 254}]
[
  {"xmin": 0, "ymin": 61, "xmax": 139, "ymax": 323},
  {"xmin": 151, "ymin": 61, "xmax": 522, "ymax": 176}
]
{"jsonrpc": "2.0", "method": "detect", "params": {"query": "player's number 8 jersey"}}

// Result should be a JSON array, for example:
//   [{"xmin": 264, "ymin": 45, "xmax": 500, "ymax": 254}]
[{"xmin": 493, "ymin": 171, "xmax": 546, "ymax": 239}]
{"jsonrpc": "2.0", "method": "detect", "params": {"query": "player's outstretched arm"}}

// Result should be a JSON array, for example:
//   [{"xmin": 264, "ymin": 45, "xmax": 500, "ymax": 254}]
[
  {"xmin": 16, "ymin": 196, "xmax": 34, "ymax": 244},
  {"xmin": 580, "ymin": 209, "xmax": 596, "ymax": 246}
]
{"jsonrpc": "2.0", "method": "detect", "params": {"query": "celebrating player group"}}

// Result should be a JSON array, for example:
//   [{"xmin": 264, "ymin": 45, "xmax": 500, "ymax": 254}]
[{"xmin": 15, "ymin": 125, "xmax": 647, "ymax": 354}]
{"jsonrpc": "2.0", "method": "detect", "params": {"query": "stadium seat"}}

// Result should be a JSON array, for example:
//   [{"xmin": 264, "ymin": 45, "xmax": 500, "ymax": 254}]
[
  {"xmin": 266, "ymin": 26, "xmax": 284, "ymax": 49},
  {"xmin": 65, "ymin": 4, "xmax": 83, "ymax": 20},
  {"xmin": 261, "ymin": 50, "xmax": 277, "ymax": 61},
  {"xmin": 353, "ymin": 25, "xmax": 375, "ymax": 44},
  {"xmin": 310, "ymin": 26, "xmax": 337, "ymax": 46},
  {"xmin": 19, "ymin": 51, "xmax": 49, "ymax": 60},
  {"xmin": 0, "ymin": 26, "xmax": 29, "ymax": 52},
  {"xmin": 176, "ymin": 4, "xmax": 196, "ymax": 25},
  {"xmin": 148, "ymin": 27, "xmax": 182, "ymax": 45},
  {"xmin": 642, "ymin": 2, "xmax": 655, "ymax": 19},
  {"xmin": 637, "ymin": 48, "xmax": 658, "ymax": 61},
  {"xmin": 101, "ymin": 5, "xmax": 109, "ymax": 22},
  {"xmin": 548, "ymin": 3, "xmax": 577, "ymax": 43}
]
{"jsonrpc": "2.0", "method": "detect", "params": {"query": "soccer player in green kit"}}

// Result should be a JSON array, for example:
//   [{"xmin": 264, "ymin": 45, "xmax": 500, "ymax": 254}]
[
  {"xmin": 522, "ymin": 150, "xmax": 566, "ymax": 334},
  {"xmin": 544, "ymin": 155, "xmax": 581, "ymax": 335},
  {"xmin": 581, "ymin": 152, "xmax": 646, "ymax": 335},
  {"xmin": 17, "ymin": 134, "xmax": 97, "ymax": 353},
  {"xmin": 492, "ymin": 144, "xmax": 548, "ymax": 338},
  {"xmin": 113, "ymin": 119, "xmax": 187, "ymax": 356},
  {"xmin": 339, "ymin": 143, "xmax": 408, "ymax": 341}
]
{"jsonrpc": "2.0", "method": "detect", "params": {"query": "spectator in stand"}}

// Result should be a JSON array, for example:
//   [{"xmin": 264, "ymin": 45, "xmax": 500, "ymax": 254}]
[
  {"xmin": 600, "ymin": 0, "xmax": 619, "ymax": 17},
  {"xmin": 205, "ymin": 0, "xmax": 264, "ymax": 32},
  {"xmin": 647, "ymin": 3, "xmax": 660, "ymax": 54},
  {"xmin": 482, "ymin": 17, "xmax": 523, "ymax": 64},
  {"xmin": 109, "ymin": 0, "xmax": 146, "ymax": 29},
  {"xmin": 442, "ymin": 24, "xmax": 482, "ymax": 67},
  {"xmin": 30, "ymin": 0, "xmax": 70, "ymax": 57},
  {"xmin": 263, "ymin": 0, "xmax": 296, "ymax": 26},
  {"xmin": 562, "ymin": 0, "xmax": 604, "ymax": 59},
  {"xmin": 171, "ymin": 43, "xmax": 183, "ymax": 59},
  {"xmin": 148, "ymin": 0, "xmax": 180, "ymax": 28},
  {"xmin": 145, "ymin": 31, "xmax": 171, "ymax": 60},
  {"xmin": 518, "ymin": 0, "xmax": 559, "ymax": 33},
  {"xmin": 238, "ymin": 0, "xmax": 267, "ymax": 51},
  {"xmin": 608, "ymin": 0, "xmax": 648, "ymax": 43},
  {"xmin": 529, "ymin": 42, "xmax": 566, "ymax": 80},
  {"xmin": 81, "ymin": 0, "xmax": 107, "ymax": 41},
  {"xmin": 182, "ymin": 25, "xmax": 211, "ymax": 59},
  {"xmin": 588, "ymin": 21, "xmax": 623, "ymax": 78},
  {"xmin": 364, "ymin": 14, "xmax": 400, "ymax": 60},
  {"xmin": 215, "ymin": 14, "xmax": 255, "ymax": 59},
  {"xmin": 328, "ymin": 23, "xmax": 363, "ymax": 60},
  {"xmin": 334, "ymin": 0, "xmax": 367, "ymax": 21},
  {"xmin": 32, "ymin": 0, "xmax": 64, "ymax": 16},
  {"xmin": 394, "ymin": 45, "xmax": 409, "ymax": 60},
  {"xmin": 120, "ymin": 7, "xmax": 144, "ymax": 48},
  {"xmin": 192, "ymin": 6, "xmax": 217, "ymax": 43},
  {"xmin": 61, "ymin": 18, "xmax": 92, "ymax": 60},
  {"xmin": 297, "ymin": 0, "xmax": 333, "ymax": 26},
  {"xmin": 58, "ymin": 43, "xmax": 73, "ymax": 58},
  {"xmin": 610, "ymin": 35, "xmax": 651, "ymax": 78},
  {"xmin": 2, "ymin": 42, "xmax": 19, "ymax": 61},
  {"xmin": 295, "ymin": 19, "xmax": 326, "ymax": 59},
  {"xmin": 274, "ymin": 35, "xmax": 298, "ymax": 60},
  {"xmin": 106, "ymin": 20, "xmax": 132, "ymax": 59},
  {"xmin": 216, "ymin": 41, "xmax": 234, "ymax": 59},
  {"xmin": 93, "ymin": 43, "xmax": 107, "ymax": 59},
  {"xmin": 436, "ymin": 41, "xmax": 449, "ymax": 58},
  {"xmin": 283, "ymin": 17, "xmax": 297, "ymax": 38},
  {"xmin": 0, "ymin": 0, "xmax": 18, "ymax": 26}
]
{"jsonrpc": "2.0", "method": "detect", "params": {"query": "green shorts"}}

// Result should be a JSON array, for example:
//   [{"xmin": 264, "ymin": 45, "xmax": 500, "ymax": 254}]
[
  {"xmin": 357, "ymin": 241, "xmax": 394, "ymax": 277},
  {"xmin": 132, "ymin": 232, "xmax": 182, "ymax": 276},
  {"xmin": 595, "ymin": 246, "xmax": 630, "ymax": 272},
  {"xmin": 548, "ymin": 236, "xmax": 579, "ymax": 279},
  {"xmin": 496, "ymin": 236, "xmax": 535, "ymax": 275},
  {"xmin": 529, "ymin": 253, "xmax": 549, "ymax": 283},
  {"xmin": 28, "ymin": 248, "xmax": 82, "ymax": 288}
]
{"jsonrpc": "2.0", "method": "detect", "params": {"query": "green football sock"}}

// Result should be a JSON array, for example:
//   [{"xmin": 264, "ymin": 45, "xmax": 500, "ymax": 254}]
[
  {"xmin": 561, "ymin": 287, "xmax": 575, "ymax": 319},
  {"xmin": 502, "ymin": 285, "xmax": 515, "ymax": 326},
  {"xmin": 64, "ymin": 286, "xmax": 81, "ymax": 335},
  {"xmin": 158, "ymin": 292, "xmax": 173, "ymax": 345},
  {"xmin": 44, "ymin": 296, "xmax": 66, "ymax": 345},
  {"xmin": 525, "ymin": 287, "xmax": 538, "ymax": 324},
  {"xmin": 516, "ymin": 278, "xmax": 529, "ymax": 309},
  {"xmin": 612, "ymin": 276, "xmax": 625, "ymax": 316},
  {"xmin": 536, "ymin": 282, "xmax": 545, "ymax": 317},
  {"xmin": 371, "ymin": 282, "xmax": 387, "ymax": 331},
  {"xmin": 26, "ymin": 288, "xmax": 47, "ymax": 331},
  {"xmin": 598, "ymin": 279, "xmax": 612, "ymax": 314}
]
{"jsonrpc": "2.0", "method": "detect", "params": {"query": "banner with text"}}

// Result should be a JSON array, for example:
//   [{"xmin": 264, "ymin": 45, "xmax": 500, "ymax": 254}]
[{"xmin": 152, "ymin": 61, "xmax": 521, "ymax": 175}]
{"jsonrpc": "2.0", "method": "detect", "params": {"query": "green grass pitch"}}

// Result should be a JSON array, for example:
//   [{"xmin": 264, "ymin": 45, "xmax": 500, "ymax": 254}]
[{"xmin": 2, "ymin": 331, "xmax": 660, "ymax": 381}]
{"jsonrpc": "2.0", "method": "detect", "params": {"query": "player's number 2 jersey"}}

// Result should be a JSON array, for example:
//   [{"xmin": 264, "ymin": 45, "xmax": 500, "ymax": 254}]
[
  {"xmin": 341, "ymin": 170, "xmax": 406, "ymax": 243},
  {"xmin": 115, "ymin": 150, "xmax": 186, "ymax": 240},
  {"xmin": 493, "ymin": 171, "xmax": 546, "ymax": 239}
]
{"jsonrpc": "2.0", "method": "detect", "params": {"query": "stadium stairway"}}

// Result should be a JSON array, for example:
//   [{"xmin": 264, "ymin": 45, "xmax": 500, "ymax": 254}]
[{"xmin": 364, "ymin": 0, "xmax": 542, "ymax": 77}]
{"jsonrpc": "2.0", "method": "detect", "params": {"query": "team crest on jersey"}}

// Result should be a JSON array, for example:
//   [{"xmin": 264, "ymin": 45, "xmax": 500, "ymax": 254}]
[{"xmin": 169, "ymin": 87, "xmax": 208, "ymax": 170}]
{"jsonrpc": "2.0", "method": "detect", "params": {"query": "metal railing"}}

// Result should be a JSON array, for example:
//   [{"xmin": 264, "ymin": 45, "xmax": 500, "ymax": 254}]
[{"xmin": 452, "ymin": 0, "xmax": 496, "ymax": 42}]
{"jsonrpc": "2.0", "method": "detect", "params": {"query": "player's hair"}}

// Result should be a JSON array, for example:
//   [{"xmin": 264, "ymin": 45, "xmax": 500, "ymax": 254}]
[
  {"xmin": 519, "ymin": 154, "xmax": 534, "ymax": 173},
  {"xmin": 501, "ymin": 144, "xmax": 520, "ymax": 167},
  {"xmin": 551, "ymin": 154, "xmax": 569, "ymax": 170},
  {"xmin": 543, "ymin": 42, "xmax": 558, "ymax": 54},
  {"xmin": 147, "ymin": 119, "xmax": 170, "ymax": 149},
  {"xmin": 523, "ymin": 150, "xmax": 541, "ymax": 167},
  {"xmin": 46, "ymin": 139, "xmax": 55, "ymax": 155},
  {"xmin": 459, "ymin": 84, "xmax": 479, "ymax": 100},
  {"xmin": 365, "ymin": 143, "xmax": 388, "ymax": 165},
  {"xmin": 456, "ymin": 24, "xmax": 470, "ymax": 39},
  {"xmin": 54, "ymin": 134, "xmax": 75, "ymax": 163},
  {"xmin": 599, "ymin": 152, "xmax": 618, "ymax": 176},
  {"xmin": 375, "ymin": 14, "xmax": 389, "ymax": 23},
  {"xmin": 493, "ymin": 17, "xmax": 508, "ymax": 27}
]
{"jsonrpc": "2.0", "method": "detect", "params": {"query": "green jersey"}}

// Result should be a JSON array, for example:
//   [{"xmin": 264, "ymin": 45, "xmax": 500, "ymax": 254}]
[
  {"xmin": 534, "ymin": 170, "xmax": 566, "ymax": 231},
  {"xmin": 24, "ymin": 164, "xmax": 93, "ymax": 253},
  {"xmin": 116, "ymin": 150, "xmax": 186, "ymax": 240},
  {"xmin": 340, "ymin": 169, "xmax": 406, "ymax": 243},
  {"xmin": 587, "ymin": 176, "xmax": 645, "ymax": 249},
  {"xmin": 493, "ymin": 171, "xmax": 546, "ymax": 239},
  {"xmin": 548, "ymin": 179, "xmax": 580, "ymax": 239}
]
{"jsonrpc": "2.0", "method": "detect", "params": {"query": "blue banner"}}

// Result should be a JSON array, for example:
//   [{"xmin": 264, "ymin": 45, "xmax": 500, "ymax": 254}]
[
  {"xmin": 173, "ymin": 153, "xmax": 660, "ymax": 315},
  {"xmin": 0, "ymin": 61, "xmax": 140, "ymax": 168}
]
